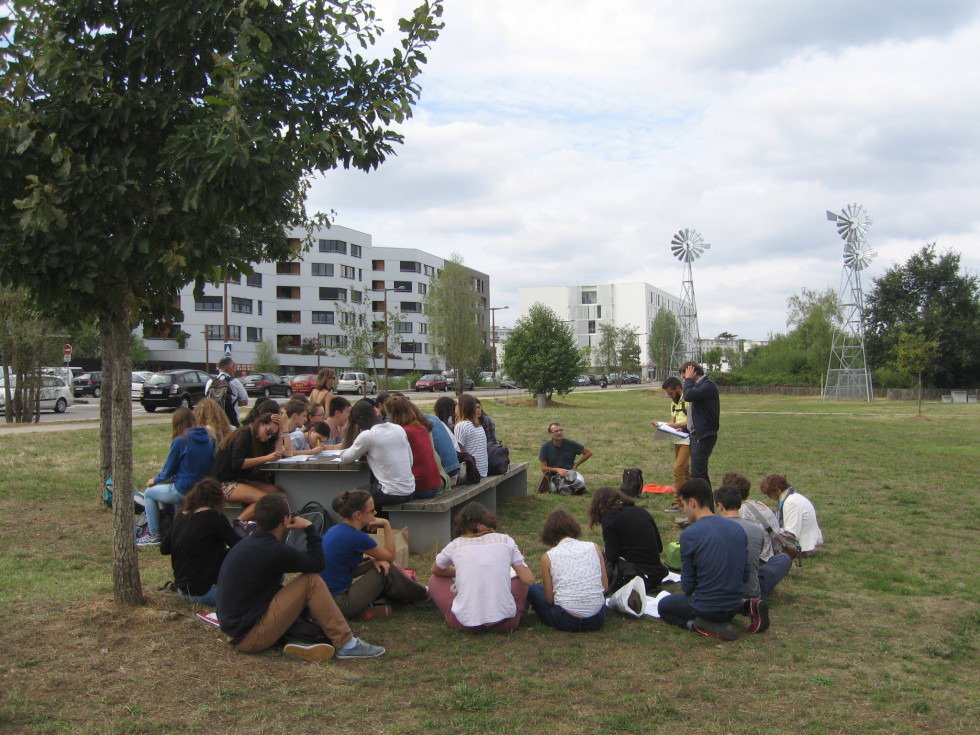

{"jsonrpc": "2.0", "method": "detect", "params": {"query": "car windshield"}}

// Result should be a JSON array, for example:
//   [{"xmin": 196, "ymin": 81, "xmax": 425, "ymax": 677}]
[
  {"xmin": 340, "ymin": 373, "xmax": 359, "ymax": 380},
  {"xmin": 244, "ymin": 374, "xmax": 265, "ymax": 381},
  {"xmin": 420, "ymin": 375, "xmax": 437, "ymax": 380},
  {"xmin": 145, "ymin": 374, "xmax": 174, "ymax": 386}
]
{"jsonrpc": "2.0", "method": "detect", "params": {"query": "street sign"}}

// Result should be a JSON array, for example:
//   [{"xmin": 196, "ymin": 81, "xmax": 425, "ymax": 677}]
[
  {"xmin": 63, "ymin": 344, "xmax": 72, "ymax": 356},
  {"xmin": 224, "ymin": 342, "xmax": 233, "ymax": 357}
]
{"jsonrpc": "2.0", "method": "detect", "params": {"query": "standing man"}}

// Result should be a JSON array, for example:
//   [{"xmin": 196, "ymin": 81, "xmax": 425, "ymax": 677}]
[
  {"xmin": 539, "ymin": 422, "xmax": 593, "ymax": 495},
  {"xmin": 680, "ymin": 361, "xmax": 719, "ymax": 489},
  {"xmin": 656, "ymin": 479, "xmax": 748, "ymax": 641},
  {"xmin": 206, "ymin": 356, "xmax": 249, "ymax": 427},
  {"xmin": 651, "ymin": 376, "xmax": 690, "ymax": 511}
]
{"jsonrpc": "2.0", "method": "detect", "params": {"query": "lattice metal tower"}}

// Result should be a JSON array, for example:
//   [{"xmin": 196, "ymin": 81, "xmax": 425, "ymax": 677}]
[
  {"xmin": 669, "ymin": 229, "xmax": 710, "ymax": 372},
  {"xmin": 824, "ymin": 204, "xmax": 876, "ymax": 401}
]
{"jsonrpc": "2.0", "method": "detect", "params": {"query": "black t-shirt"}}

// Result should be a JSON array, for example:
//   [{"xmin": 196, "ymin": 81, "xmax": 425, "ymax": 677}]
[
  {"xmin": 161, "ymin": 509, "xmax": 240, "ymax": 596},
  {"xmin": 211, "ymin": 427, "xmax": 275, "ymax": 482},
  {"xmin": 601, "ymin": 505, "xmax": 667, "ymax": 578}
]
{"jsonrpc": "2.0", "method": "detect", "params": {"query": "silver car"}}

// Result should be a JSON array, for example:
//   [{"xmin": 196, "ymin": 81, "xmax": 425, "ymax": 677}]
[{"xmin": 336, "ymin": 372, "xmax": 377, "ymax": 395}]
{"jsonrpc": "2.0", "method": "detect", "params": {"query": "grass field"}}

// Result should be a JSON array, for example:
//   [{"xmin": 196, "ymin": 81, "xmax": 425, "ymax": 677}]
[{"xmin": 0, "ymin": 391, "xmax": 978, "ymax": 734}]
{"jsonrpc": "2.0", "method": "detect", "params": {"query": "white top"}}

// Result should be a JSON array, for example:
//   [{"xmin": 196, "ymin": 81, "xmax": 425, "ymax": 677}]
[
  {"xmin": 547, "ymin": 538, "xmax": 606, "ymax": 617},
  {"xmin": 204, "ymin": 373, "xmax": 248, "ymax": 420},
  {"xmin": 435, "ymin": 533, "xmax": 526, "ymax": 627},
  {"xmin": 340, "ymin": 422, "xmax": 415, "ymax": 497},
  {"xmin": 780, "ymin": 490, "xmax": 824, "ymax": 553},
  {"xmin": 454, "ymin": 420, "xmax": 488, "ymax": 477},
  {"xmin": 739, "ymin": 499, "xmax": 778, "ymax": 560}
]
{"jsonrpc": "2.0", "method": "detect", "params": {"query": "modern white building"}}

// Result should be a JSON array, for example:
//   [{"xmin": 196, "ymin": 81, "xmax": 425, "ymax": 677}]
[
  {"xmin": 518, "ymin": 282, "xmax": 683, "ymax": 379},
  {"xmin": 142, "ymin": 225, "xmax": 491, "ymax": 375}
]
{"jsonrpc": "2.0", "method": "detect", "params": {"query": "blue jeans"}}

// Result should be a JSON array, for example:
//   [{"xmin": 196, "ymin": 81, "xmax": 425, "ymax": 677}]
[
  {"xmin": 178, "ymin": 585, "xmax": 217, "ymax": 607},
  {"xmin": 144, "ymin": 482, "xmax": 184, "ymax": 535},
  {"xmin": 527, "ymin": 583, "xmax": 606, "ymax": 632},
  {"xmin": 657, "ymin": 593, "xmax": 738, "ymax": 629},
  {"xmin": 759, "ymin": 553, "xmax": 792, "ymax": 598}
]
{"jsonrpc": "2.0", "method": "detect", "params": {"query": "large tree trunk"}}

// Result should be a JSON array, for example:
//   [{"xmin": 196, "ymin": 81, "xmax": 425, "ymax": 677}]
[{"xmin": 105, "ymin": 304, "xmax": 144, "ymax": 605}]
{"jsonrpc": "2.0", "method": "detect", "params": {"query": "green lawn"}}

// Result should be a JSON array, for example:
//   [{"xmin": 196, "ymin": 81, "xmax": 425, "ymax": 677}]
[{"xmin": 0, "ymin": 391, "xmax": 977, "ymax": 734}]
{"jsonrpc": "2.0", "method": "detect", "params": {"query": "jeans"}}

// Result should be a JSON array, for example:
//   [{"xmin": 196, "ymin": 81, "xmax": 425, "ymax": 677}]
[
  {"xmin": 526, "ymin": 583, "xmax": 606, "ymax": 632},
  {"xmin": 179, "ymin": 585, "xmax": 217, "ymax": 607},
  {"xmin": 144, "ymin": 482, "xmax": 184, "ymax": 535},
  {"xmin": 689, "ymin": 434, "xmax": 717, "ymax": 489},
  {"xmin": 657, "ymin": 593, "xmax": 738, "ymax": 629},
  {"xmin": 759, "ymin": 553, "xmax": 792, "ymax": 598}
]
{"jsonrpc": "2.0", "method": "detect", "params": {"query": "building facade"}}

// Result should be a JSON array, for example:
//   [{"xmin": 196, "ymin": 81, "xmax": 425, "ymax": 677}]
[{"xmin": 143, "ymin": 225, "xmax": 491, "ymax": 375}]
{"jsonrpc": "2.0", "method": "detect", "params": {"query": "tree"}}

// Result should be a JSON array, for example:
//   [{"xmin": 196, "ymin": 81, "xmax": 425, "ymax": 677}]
[
  {"xmin": 332, "ymin": 301, "xmax": 403, "ymax": 382},
  {"xmin": 649, "ymin": 310, "xmax": 682, "ymax": 378},
  {"xmin": 896, "ymin": 330, "xmax": 939, "ymax": 416},
  {"xmin": 617, "ymin": 325, "xmax": 641, "ymax": 375},
  {"xmin": 503, "ymin": 303, "xmax": 584, "ymax": 400},
  {"xmin": 596, "ymin": 323, "xmax": 618, "ymax": 374},
  {"xmin": 424, "ymin": 254, "xmax": 485, "ymax": 395},
  {"xmin": 703, "ymin": 347, "xmax": 724, "ymax": 372},
  {"xmin": 1, "ymin": 0, "xmax": 443, "ymax": 604},
  {"xmin": 0, "ymin": 286, "xmax": 60, "ymax": 423},
  {"xmin": 865, "ymin": 245, "xmax": 980, "ymax": 387},
  {"xmin": 253, "ymin": 338, "xmax": 280, "ymax": 374}
]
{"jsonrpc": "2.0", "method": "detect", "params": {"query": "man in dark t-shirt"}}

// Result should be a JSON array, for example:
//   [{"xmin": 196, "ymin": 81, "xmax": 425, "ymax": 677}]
[{"xmin": 539, "ymin": 422, "xmax": 593, "ymax": 493}]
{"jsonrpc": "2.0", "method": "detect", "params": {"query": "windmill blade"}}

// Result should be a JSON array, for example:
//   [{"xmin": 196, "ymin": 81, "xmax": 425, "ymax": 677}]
[
  {"xmin": 670, "ymin": 229, "xmax": 709, "ymax": 262},
  {"xmin": 843, "ymin": 242, "xmax": 876, "ymax": 271},
  {"xmin": 829, "ymin": 203, "xmax": 872, "ymax": 243}
]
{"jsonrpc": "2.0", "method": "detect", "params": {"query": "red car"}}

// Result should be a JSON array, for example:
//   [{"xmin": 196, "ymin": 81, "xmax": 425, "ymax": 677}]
[
  {"xmin": 290, "ymin": 374, "xmax": 317, "ymax": 394},
  {"xmin": 415, "ymin": 374, "xmax": 448, "ymax": 392}
]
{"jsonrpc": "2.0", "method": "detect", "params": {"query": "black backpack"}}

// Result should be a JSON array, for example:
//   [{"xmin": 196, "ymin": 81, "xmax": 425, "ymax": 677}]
[
  {"xmin": 620, "ymin": 467, "xmax": 644, "ymax": 498},
  {"xmin": 285, "ymin": 501, "xmax": 332, "ymax": 552},
  {"xmin": 207, "ymin": 375, "xmax": 238, "ymax": 426},
  {"xmin": 486, "ymin": 440, "xmax": 510, "ymax": 476}
]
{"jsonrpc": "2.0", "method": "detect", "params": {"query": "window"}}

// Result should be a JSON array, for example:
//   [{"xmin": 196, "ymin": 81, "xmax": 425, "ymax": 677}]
[
  {"xmin": 401, "ymin": 301, "xmax": 422, "ymax": 313},
  {"xmin": 372, "ymin": 260, "xmax": 385, "ymax": 271},
  {"xmin": 276, "ymin": 262, "xmax": 300, "ymax": 275},
  {"xmin": 351, "ymin": 290, "xmax": 362, "ymax": 304},
  {"xmin": 351, "ymin": 244, "xmax": 362, "ymax": 258},
  {"xmin": 277, "ymin": 286, "xmax": 300, "ymax": 299},
  {"xmin": 393, "ymin": 281, "xmax": 412, "ymax": 292},
  {"xmin": 247, "ymin": 327, "xmax": 262, "ymax": 342},
  {"xmin": 320, "ymin": 287, "xmax": 347, "ymax": 301},
  {"xmin": 424, "ymin": 265, "xmax": 435, "ymax": 276},
  {"xmin": 247, "ymin": 273, "xmax": 263, "ymax": 288},
  {"xmin": 258, "ymin": 301, "xmax": 263, "ymax": 316},
  {"xmin": 400, "ymin": 261, "xmax": 421, "ymax": 273},
  {"xmin": 231, "ymin": 297, "xmax": 252, "ymax": 314},
  {"xmin": 417, "ymin": 283, "xmax": 427, "ymax": 295},
  {"xmin": 588, "ymin": 321, "xmax": 596, "ymax": 334},
  {"xmin": 279, "ymin": 334, "xmax": 301, "ymax": 349},
  {"xmin": 195, "ymin": 296, "xmax": 222, "ymax": 311},
  {"xmin": 372, "ymin": 300, "xmax": 385, "ymax": 313},
  {"xmin": 312, "ymin": 311, "xmax": 334, "ymax": 325},
  {"xmin": 312, "ymin": 263, "xmax": 334, "ymax": 277},
  {"xmin": 582, "ymin": 291, "xmax": 597, "ymax": 304},
  {"xmin": 320, "ymin": 334, "xmax": 347, "ymax": 348},
  {"xmin": 395, "ymin": 322, "xmax": 413, "ymax": 334},
  {"xmin": 206, "ymin": 325, "xmax": 240, "ymax": 340},
  {"xmin": 341, "ymin": 265, "xmax": 356, "ymax": 279},
  {"xmin": 319, "ymin": 239, "xmax": 347, "ymax": 254},
  {"xmin": 596, "ymin": 305, "xmax": 601, "ymax": 318},
  {"xmin": 401, "ymin": 342, "xmax": 421, "ymax": 354},
  {"xmin": 372, "ymin": 280, "xmax": 385, "ymax": 290},
  {"xmin": 277, "ymin": 311, "xmax": 301, "ymax": 324},
  {"xmin": 418, "ymin": 323, "xmax": 428, "ymax": 334}
]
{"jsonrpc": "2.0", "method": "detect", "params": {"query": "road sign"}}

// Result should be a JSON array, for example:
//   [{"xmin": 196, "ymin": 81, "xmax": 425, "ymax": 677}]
[
  {"xmin": 63, "ymin": 344, "xmax": 72, "ymax": 356},
  {"xmin": 224, "ymin": 342, "xmax": 233, "ymax": 357}
]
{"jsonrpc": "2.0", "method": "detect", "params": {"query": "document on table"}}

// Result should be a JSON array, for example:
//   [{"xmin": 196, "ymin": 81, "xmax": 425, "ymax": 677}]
[{"xmin": 276, "ymin": 455, "xmax": 316, "ymax": 463}]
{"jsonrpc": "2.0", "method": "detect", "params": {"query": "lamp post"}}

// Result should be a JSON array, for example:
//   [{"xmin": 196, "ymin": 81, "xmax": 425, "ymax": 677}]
[
  {"xmin": 489, "ymin": 306, "xmax": 509, "ymax": 380},
  {"xmin": 370, "ymin": 284, "xmax": 410, "ymax": 391}
]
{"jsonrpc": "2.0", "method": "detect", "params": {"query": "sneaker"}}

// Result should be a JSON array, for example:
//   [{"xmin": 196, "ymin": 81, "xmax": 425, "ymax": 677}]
[
  {"xmin": 693, "ymin": 616, "xmax": 738, "ymax": 641},
  {"xmin": 747, "ymin": 598, "xmax": 770, "ymax": 634},
  {"xmin": 283, "ymin": 642, "xmax": 335, "ymax": 663},
  {"xmin": 354, "ymin": 605, "xmax": 392, "ymax": 621},
  {"xmin": 135, "ymin": 533, "xmax": 161, "ymax": 547},
  {"xmin": 664, "ymin": 506, "xmax": 683, "ymax": 513},
  {"xmin": 675, "ymin": 517, "xmax": 693, "ymax": 529},
  {"xmin": 335, "ymin": 639, "xmax": 386, "ymax": 659}
]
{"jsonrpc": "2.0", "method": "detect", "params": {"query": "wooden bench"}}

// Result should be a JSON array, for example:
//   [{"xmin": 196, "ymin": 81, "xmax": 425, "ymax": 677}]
[{"xmin": 386, "ymin": 462, "xmax": 529, "ymax": 554}]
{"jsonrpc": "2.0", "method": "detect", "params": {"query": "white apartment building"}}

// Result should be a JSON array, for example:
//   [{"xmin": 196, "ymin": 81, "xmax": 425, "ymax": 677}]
[
  {"xmin": 143, "ymin": 225, "xmax": 491, "ymax": 375},
  {"xmin": 518, "ymin": 282, "xmax": 683, "ymax": 378}
]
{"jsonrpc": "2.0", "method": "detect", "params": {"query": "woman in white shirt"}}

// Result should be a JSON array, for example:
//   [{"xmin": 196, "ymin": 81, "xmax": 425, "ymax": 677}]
[
  {"xmin": 760, "ymin": 473, "xmax": 824, "ymax": 555},
  {"xmin": 527, "ymin": 510, "xmax": 607, "ymax": 632},
  {"xmin": 453, "ymin": 394, "xmax": 488, "ymax": 478},
  {"xmin": 340, "ymin": 399, "xmax": 415, "ymax": 509},
  {"xmin": 429, "ymin": 503, "xmax": 534, "ymax": 632}
]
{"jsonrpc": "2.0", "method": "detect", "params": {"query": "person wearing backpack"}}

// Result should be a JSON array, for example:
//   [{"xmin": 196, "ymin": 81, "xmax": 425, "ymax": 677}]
[
  {"xmin": 651, "ymin": 376, "xmax": 690, "ymax": 511},
  {"xmin": 205, "ymin": 357, "xmax": 248, "ymax": 428}
]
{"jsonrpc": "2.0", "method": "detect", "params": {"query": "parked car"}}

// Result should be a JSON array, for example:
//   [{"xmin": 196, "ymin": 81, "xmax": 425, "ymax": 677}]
[
  {"xmin": 72, "ymin": 371, "xmax": 103, "ymax": 398},
  {"xmin": 623, "ymin": 374, "xmax": 641, "ymax": 384},
  {"xmin": 241, "ymin": 373, "xmax": 293, "ymax": 398},
  {"xmin": 574, "ymin": 375, "xmax": 591, "ymax": 386},
  {"xmin": 131, "ymin": 371, "xmax": 154, "ymax": 400},
  {"xmin": 139, "ymin": 369, "xmax": 210, "ymax": 412},
  {"xmin": 415, "ymin": 374, "xmax": 448, "ymax": 392},
  {"xmin": 289, "ymin": 374, "xmax": 317, "ymax": 394},
  {"xmin": 447, "ymin": 373, "xmax": 475, "ymax": 391},
  {"xmin": 0, "ymin": 375, "xmax": 73, "ymax": 413},
  {"xmin": 499, "ymin": 377, "xmax": 522, "ymax": 389},
  {"xmin": 337, "ymin": 372, "xmax": 377, "ymax": 395}
]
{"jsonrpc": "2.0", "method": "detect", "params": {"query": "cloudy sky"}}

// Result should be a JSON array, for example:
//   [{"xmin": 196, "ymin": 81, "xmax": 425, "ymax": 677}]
[{"xmin": 308, "ymin": 0, "xmax": 980, "ymax": 340}]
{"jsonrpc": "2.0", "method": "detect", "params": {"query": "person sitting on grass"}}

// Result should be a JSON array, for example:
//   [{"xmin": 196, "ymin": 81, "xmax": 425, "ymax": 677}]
[
  {"xmin": 210, "ymin": 408, "xmax": 291, "ymax": 523},
  {"xmin": 539, "ymin": 422, "xmax": 592, "ymax": 494},
  {"xmin": 587, "ymin": 486, "xmax": 668, "ymax": 594},
  {"xmin": 429, "ymin": 502, "xmax": 534, "ymax": 633},
  {"xmin": 527, "ymin": 510, "xmax": 607, "ymax": 632},
  {"xmin": 160, "ymin": 477, "xmax": 240, "ymax": 606},
  {"xmin": 723, "ymin": 471, "xmax": 779, "ymax": 561},
  {"xmin": 656, "ymin": 479, "xmax": 749, "ymax": 641},
  {"xmin": 320, "ymin": 490, "xmax": 429, "ymax": 620},
  {"xmin": 759, "ymin": 473, "xmax": 824, "ymax": 556},
  {"xmin": 138, "ymin": 407, "xmax": 214, "ymax": 547},
  {"xmin": 216, "ymin": 494, "xmax": 385, "ymax": 662}
]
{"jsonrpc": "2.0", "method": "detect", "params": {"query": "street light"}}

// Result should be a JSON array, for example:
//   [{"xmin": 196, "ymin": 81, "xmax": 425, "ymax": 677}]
[
  {"xmin": 488, "ymin": 306, "xmax": 509, "ymax": 380},
  {"xmin": 370, "ymin": 284, "xmax": 410, "ymax": 391}
]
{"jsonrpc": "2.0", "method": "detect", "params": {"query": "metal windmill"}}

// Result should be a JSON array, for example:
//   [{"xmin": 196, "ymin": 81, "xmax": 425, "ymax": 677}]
[
  {"xmin": 668, "ymin": 228, "xmax": 710, "ymax": 373},
  {"xmin": 824, "ymin": 204, "xmax": 876, "ymax": 401}
]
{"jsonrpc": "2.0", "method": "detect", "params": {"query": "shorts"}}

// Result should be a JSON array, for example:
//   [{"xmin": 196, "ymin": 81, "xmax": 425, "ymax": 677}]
[{"xmin": 220, "ymin": 481, "xmax": 239, "ymax": 499}]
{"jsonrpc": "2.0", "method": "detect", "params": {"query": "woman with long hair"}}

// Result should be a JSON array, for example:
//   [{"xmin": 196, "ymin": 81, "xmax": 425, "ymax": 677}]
[
  {"xmin": 339, "ymin": 399, "xmax": 415, "ymax": 509},
  {"xmin": 160, "ymin": 477, "xmax": 240, "ymax": 606},
  {"xmin": 194, "ymin": 397, "xmax": 233, "ymax": 447},
  {"xmin": 138, "ymin": 407, "xmax": 214, "ymax": 547},
  {"xmin": 385, "ymin": 395, "xmax": 441, "ymax": 499},
  {"xmin": 454, "ymin": 394, "xmax": 488, "ymax": 478},
  {"xmin": 475, "ymin": 399, "xmax": 497, "ymax": 442},
  {"xmin": 588, "ymin": 486, "xmax": 667, "ymax": 593},
  {"xmin": 320, "ymin": 489, "xmax": 428, "ymax": 619},
  {"xmin": 759, "ymin": 473, "xmax": 823, "ymax": 555},
  {"xmin": 429, "ymin": 502, "xmax": 534, "ymax": 632},
  {"xmin": 527, "ymin": 510, "xmax": 607, "ymax": 632},
  {"xmin": 309, "ymin": 368, "xmax": 335, "ymax": 412},
  {"xmin": 433, "ymin": 395, "xmax": 456, "ymax": 430},
  {"xmin": 210, "ymin": 409, "xmax": 291, "ymax": 522}
]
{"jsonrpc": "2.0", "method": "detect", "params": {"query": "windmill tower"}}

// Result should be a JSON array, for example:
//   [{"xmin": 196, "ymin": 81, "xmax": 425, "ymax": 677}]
[
  {"xmin": 825, "ymin": 204, "xmax": 876, "ymax": 401},
  {"xmin": 669, "ymin": 229, "xmax": 710, "ymax": 372}
]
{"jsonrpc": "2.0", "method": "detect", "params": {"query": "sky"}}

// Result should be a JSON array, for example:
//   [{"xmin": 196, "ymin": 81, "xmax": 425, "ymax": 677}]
[{"xmin": 307, "ymin": 0, "xmax": 980, "ymax": 340}]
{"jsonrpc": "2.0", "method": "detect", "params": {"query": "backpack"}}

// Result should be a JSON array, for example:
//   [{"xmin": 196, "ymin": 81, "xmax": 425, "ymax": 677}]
[
  {"xmin": 207, "ymin": 375, "xmax": 238, "ymax": 426},
  {"xmin": 486, "ymin": 440, "xmax": 510, "ymax": 476},
  {"xmin": 620, "ymin": 467, "xmax": 644, "ymax": 498},
  {"xmin": 456, "ymin": 451, "xmax": 480, "ymax": 485},
  {"xmin": 285, "ymin": 501, "xmax": 332, "ymax": 552},
  {"xmin": 742, "ymin": 502, "xmax": 804, "ymax": 566}
]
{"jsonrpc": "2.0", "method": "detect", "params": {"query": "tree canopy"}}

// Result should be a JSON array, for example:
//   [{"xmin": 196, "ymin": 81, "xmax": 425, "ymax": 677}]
[
  {"xmin": 503, "ymin": 303, "xmax": 584, "ymax": 398},
  {"xmin": 649, "ymin": 310, "xmax": 682, "ymax": 377},
  {"xmin": 424, "ymin": 254, "xmax": 485, "ymax": 394}
]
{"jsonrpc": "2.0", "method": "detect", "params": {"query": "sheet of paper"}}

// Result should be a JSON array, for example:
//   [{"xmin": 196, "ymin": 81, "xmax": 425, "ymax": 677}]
[
  {"xmin": 654, "ymin": 424, "xmax": 689, "ymax": 439},
  {"xmin": 642, "ymin": 590, "xmax": 673, "ymax": 618}
]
